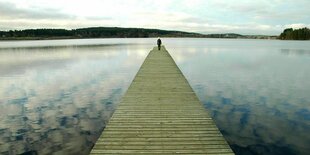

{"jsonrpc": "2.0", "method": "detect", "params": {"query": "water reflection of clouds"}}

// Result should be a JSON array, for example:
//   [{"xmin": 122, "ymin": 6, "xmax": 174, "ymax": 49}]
[
  {"xmin": 170, "ymin": 47, "xmax": 200, "ymax": 63},
  {"xmin": 1, "ymin": 38, "xmax": 309, "ymax": 154},
  {"xmin": 0, "ymin": 46, "xmax": 123, "ymax": 77},
  {"xmin": 0, "ymin": 45, "xmax": 148, "ymax": 154},
  {"xmin": 170, "ymin": 42, "xmax": 310, "ymax": 155},
  {"xmin": 280, "ymin": 48, "xmax": 310, "ymax": 56}
]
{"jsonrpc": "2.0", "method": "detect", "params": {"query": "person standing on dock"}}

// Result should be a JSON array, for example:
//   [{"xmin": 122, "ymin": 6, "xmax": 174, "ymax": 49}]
[{"xmin": 157, "ymin": 38, "xmax": 162, "ymax": 50}]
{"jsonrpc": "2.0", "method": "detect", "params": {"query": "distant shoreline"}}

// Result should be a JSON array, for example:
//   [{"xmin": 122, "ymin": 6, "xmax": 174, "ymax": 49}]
[
  {"xmin": 0, "ymin": 37, "xmax": 279, "ymax": 41},
  {"xmin": 0, "ymin": 27, "xmax": 279, "ymax": 41}
]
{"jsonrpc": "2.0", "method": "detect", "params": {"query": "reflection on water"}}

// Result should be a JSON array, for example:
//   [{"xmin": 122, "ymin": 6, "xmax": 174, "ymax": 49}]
[
  {"xmin": 0, "ymin": 38, "xmax": 310, "ymax": 155},
  {"xmin": 0, "ymin": 41, "xmax": 148, "ymax": 154},
  {"xmin": 280, "ymin": 48, "xmax": 310, "ymax": 56},
  {"xmin": 167, "ymin": 39, "xmax": 310, "ymax": 155}
]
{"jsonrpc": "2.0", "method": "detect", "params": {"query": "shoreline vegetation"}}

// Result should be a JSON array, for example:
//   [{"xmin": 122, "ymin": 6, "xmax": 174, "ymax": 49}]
[
  {"xmin": 0, "ymin": 27, "xmax": 309, "ymax": 41},
  {"xmin": 279, "ymin": 27, "xmax": 310, "ymax": 40}
]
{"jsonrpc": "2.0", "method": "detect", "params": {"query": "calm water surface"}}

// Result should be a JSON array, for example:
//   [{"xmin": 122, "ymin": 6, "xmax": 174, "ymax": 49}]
[{"xmin": 0, "ymin": 38, "xmax": 309, "ymax": 155}]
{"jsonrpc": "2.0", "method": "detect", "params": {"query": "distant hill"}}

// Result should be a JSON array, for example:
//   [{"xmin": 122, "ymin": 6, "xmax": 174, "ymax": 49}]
[{"xmin": 0, "ymin": 27, "xmax": 277, "ymax": 40}]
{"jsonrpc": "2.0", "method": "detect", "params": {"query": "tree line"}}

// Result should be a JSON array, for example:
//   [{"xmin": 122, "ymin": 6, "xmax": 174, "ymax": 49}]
[
  {"xmin": 1, "ymin": 26, "xmax": 308, "ymax": 40},
  {"xmin": 279, "ymin": 27, "xmax": 310, "ymax": 40},
  {"xmin": 0, "ymin": 27, "xmax": 204, "ymax": 39}
]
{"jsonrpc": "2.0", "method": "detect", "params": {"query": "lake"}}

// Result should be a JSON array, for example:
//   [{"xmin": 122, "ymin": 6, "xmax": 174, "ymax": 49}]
[{"xmin": 0, "ymin": 38, "xmax": 309, "ymax": 155}]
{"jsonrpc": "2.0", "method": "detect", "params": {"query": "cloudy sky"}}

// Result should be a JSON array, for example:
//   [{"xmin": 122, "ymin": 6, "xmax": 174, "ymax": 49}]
[{"xmin": 0, "ymin": 0, "xmax": 309, "ymax": 35}]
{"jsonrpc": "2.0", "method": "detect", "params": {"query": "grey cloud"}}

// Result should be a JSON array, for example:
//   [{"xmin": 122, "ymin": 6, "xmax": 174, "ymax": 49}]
[
  {"xmin": 211, "ymin": 1, "xmax": 273, "ymax": 17},
  {"xmin": 0, "ymin": 1, "xmax": 76, "ymax": 20},
  {"xmin": 213, "ymin": 1, "xmax": 309, "ymax": 21}
]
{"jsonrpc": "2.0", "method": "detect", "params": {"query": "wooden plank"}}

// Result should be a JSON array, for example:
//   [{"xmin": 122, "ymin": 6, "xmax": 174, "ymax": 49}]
[{"xmin": 90, "ymin": 46, "xmax": 234, "ymax": 154}]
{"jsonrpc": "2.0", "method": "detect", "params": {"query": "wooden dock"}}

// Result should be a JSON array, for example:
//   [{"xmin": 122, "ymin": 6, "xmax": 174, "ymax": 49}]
[{"xmin": 90, "ymin": 46, "xmax": 234, "ymax": 154}]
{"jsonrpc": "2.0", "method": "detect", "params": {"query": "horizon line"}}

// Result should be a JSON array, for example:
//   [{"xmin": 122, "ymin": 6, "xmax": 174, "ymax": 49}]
[{"xmin": 0, "ymin": 26, "xmax": 288, "ymax": 36}]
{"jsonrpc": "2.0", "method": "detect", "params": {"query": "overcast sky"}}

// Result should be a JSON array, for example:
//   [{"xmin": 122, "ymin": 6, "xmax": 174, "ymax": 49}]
[{"xmin": 0, "ymin": 0, "xmax": 309, "ymax": 35}]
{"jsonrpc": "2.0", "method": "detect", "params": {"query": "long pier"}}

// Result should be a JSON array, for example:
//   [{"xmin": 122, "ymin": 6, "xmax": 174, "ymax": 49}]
[{"xmin": 91, "ymin": 46, "xmax": 234, "ymax": 154}]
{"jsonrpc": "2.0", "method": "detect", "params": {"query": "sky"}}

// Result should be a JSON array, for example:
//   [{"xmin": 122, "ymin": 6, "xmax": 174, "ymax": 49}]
[{"xmin": 0, "ymin": 0, "xmax": 309, "ymax": 35}]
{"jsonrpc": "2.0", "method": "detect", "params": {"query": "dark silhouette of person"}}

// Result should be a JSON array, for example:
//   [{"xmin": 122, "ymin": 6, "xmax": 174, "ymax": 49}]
[{"xmin": 157, "ymin": 38, "xmax": 162, "ymax": 50}]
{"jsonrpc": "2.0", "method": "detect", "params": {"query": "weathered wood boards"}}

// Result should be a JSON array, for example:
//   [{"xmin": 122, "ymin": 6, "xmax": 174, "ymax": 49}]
[{"xmin": 91, "ymin": 46, "xmax": 234, "ymax": 154}]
